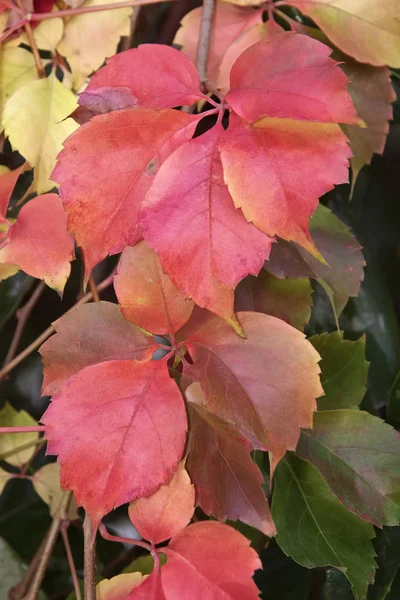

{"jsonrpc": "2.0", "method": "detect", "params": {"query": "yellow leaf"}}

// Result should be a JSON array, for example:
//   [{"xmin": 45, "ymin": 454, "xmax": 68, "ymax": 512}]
[
  {"xmin": 0, "ymin": 403, "xmax": 39, "ymax": 468},
  {"xmin": 2, "ymin": 73, "xmax": 78, "ymax": 193},
  {"xmin": 30, "ymin": 18, "xmax": 64, "ymax": 51},
  {"xmin": 0, "ymin": 47, "xmax": 38, "ymax": 124},
  {"xmin": 0, "ymin": 468, "xmax": 13, "ymax": 495},
  {"xmin": 97, "ymin": 573, "xmax": 144, "ymax": 600},
  {"xmin": 288, "ymin": 0, "xmax": 400, "ymax": 67},
  {"xmin": 57, "ymin": 0, "xmax": 132, "ymax": 90},
  {"xmin": 33, "ymin": 463, "xmax": 79, "ymax": 519},
  {"xmin": 0, "ymin": 263, "xmax": 19, "ymax": 281}
]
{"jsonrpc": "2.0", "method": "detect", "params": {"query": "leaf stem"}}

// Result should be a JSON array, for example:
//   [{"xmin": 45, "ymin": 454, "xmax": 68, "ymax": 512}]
[
  {"xmin": 99, "ymin": 523, "xmax": 152, "ymax": 552},
  {"xmin": 28, "ymin": 0, "xmax": 172, "ymax": 21},
  {"xmin": 61, "ymin": 522, "xmax": 82, "ymax": 600},
  {"xmin": 9, "ymin": 530, "xmax": 50, "ymax": 600},
  {"xmin": 0, "ymin": 270, "xmax": 114, "ymax": 382},
  {"xmin": 88, "ymin": 275, "xmax": 100, "ymax": 302},
  {"xmin": 0, "ymin": 426, "xmax": 46, "ymax": 434},
  {"xmin": 196, "ymin": 0, "xmax": 216, "ymax": 92},
  {"xmin": 84, "ymin": 514, "xmax": 97, "ymax": 600},
  {"xmin": 15, "ymin": 0, "xmax": 45, "ymax": 78}
]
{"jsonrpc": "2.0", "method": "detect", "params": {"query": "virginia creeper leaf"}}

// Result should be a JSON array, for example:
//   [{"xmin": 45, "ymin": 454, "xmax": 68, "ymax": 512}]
[
  {"xmin": 264, "ymin": 204, "xmax": 365, "ymax": 318},
  {"xmin": 309, "ymin": 331, "xmax": 369, "ymax": 410},
  {"xmin": 0, "ymin": 402, "xmax": 38, "ymax": 467},
  {"xmin": 128, "ymin": 569, "xmax": 165, "ymax": 600},
  {"xmin": 296, "ymin": 410, "xmax": 400, "ymax": 527},
  {"xmin": 225, "ymin": 32, "xmax": 359, "ymax": 125},
  {"xmin": 0, "ymin": 468, "xmax": 13, "ymax": 494},
  {"xmin": 220, "ymin": 110, "xmax": 352, "ymax": 259},
  {"xmin": 0, "ymin": 164, "xmax": 23, "ymax": 223},
  {"xmin": 2, "ymin": 73, "xmax": 78, "ymax": 193},
  {"xmin": 140, "ymin": 126, "xmax": 273, "ymax": 330},
  {"xmin": 129, "ymin": 462, "xmax": 195, "ymax": 544},
  {"xmin": 16, "ymin": 18, "xmax": 64, "ymax": 51},
  {"xmin": 76, "ymin": 44, "xmax": 205, "ymax": 122},
  {"xmin": 161, "ymin": 521, "xmax": 262, "ymax": 600},
  {"xmin": 97, "ymin": 573, "xmax": 144, "ymax": 600},
  {"xmin": 53, "ymin": 109, "xmax": 198, "ymax": 278},
  {"xmin": 32, "ymin": 462, "xmax": 79, "ymax": 519},
  {"xmin": 174, "ymin": 4, "xmax": 270, "ymax": 95},
  {"xmin": 272, "ymin": 454, "xmax": 376, "ymax": 600},
  {"xmin": 114, "ymin": 242, "xmax": 194, "ymax": 336},
  {"xmin": 40, "ymin": 301, "xmax": 157, "ymax": 396},
  {"xmin": 368, "ymin": 527, "xmax": 400, "ymax": 600},
  {"xmin": 57, "ymin": 0, "xmax": 132, "ymax": 90},
  {"xmin": 287, "ymin": 0, "xmax": 400, "ymax": 67},
  {"xmin": 186, "ymin": 387, "xmax": 276, "ymax": 536},
  {"xmin": 0, "ymin": 47, "xmax": 38, "ymax": 124},
  {"xmin": 181, "ymin": 310, "xmax": 322, "ymax": 472},
  {"xmin": 235, "ymin": 270, "xmax": 313, "ymax": 331},
  {"xmin": 41, "ymin": 360, "xmax": 188, "ymax": 529},
  {"xmin": 0, "ymin": 194, "xmax": 75, "ymax": 293}
]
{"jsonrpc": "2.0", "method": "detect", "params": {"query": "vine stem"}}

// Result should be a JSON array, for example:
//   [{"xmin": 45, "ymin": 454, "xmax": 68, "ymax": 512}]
[
  {"xmin": 61, "ymin": 522, "xmax": 82, "ymax": 600},
  {"xmin": 0, "ymin": 270, "xmax": 114, "ymax": 382},
  {"xmin": 196, "ymin": 0, "xmax": 216, "ymax": 92},
  {"xmin": 0, "ymin": 426, "xmax": 46, "ymax": 434},
  {"xmin": 9, "ymin": 531, "xmax": 50, "ymax": 600},
  {"xmin": 15, "ymin": 0, "xmax": 45, "ymax": 78},
  {"xmin": 84, "ymin": 514, "xmax": 97, "ymax": 600},
  {"xmin": 99, "ymin": 523, "xmax": 152, "ymax": 552},
  {"xmin": 29, "ymin": 0, "xmax": 171, "ymax": 21},
  {"xmin": 1, "ymin": 281, "xmax": 45, "ymax": 376}
]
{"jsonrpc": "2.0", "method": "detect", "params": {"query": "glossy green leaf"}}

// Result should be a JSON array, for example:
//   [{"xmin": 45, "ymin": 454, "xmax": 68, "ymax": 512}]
[
  {"xmin": 272, "ymin": 454, "xmax": 376, "ymax": 600},
  {"xmin": 368, "ymin": 527, "xmax": 400, "ymax": 600},
  {"xmin": 297, "ymin": 410, "xmax": 400, "ymax": 526},
  {"xmin": 309, "ymin": 331, "xmax": 369, "ymax": 410}
]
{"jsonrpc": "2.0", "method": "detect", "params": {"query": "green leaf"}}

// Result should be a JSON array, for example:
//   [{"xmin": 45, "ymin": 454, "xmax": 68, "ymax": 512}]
[
  {"xmin": 0, "ymin": 403, "xmax": 39, "ymax": 467},
  {"xmin": 0, "ymin": 272, "xmax": 33, "ymax": 332},
  {"xmin": 235, "ymin": 271, "xmax": 312, "ymax": 331},
  {"xmin": 368, "ymin": 527, "xmax": 400, "ymax": 600},
  {"xmin": 297, "ymin": 410, "xmax": 400, "ymax": 526},
  {"xmin": 272, "ymin": 454, "xmax": 376, "ymax": 600},
  {"xmin": 310, "ymin": 331, "xmax": 369, "ymax": 410}
]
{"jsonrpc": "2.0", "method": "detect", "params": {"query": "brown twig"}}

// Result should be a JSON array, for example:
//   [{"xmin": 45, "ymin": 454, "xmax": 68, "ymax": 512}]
[
  {"xmin": 88, "ymin": 275, "xmax": 100, "ymax": 303},
  {"xmin": 9, "ymin": 532, "xmax": 49, "ymax": 600},
  {"xmin": 2, "ymin": 282, "xmax": 45, "ymax": 374},
  {"xmin": 84, "ymin": 514, "xmax": 97, "ymax": 600},
  {"xmin": 15, "ymin": 0, "xmax": 45, "ymax": 78},
  {"xmin": 61, "ymin": 522, "xmax": 82, "ymax": 600},
  {"xmin": 29, "ymin": 0, "xmax": 171, "ymax": 21},
  {"xmin": 195, "ymin": 0, "xmax": 216, "ymax": 92},
  {"xmin": 25, "ymin": 492, "xmax": 74, "ymax": 600},
  {"xmin": 0, "ymin": 271, "xmax": 114, "ymax": 382}
]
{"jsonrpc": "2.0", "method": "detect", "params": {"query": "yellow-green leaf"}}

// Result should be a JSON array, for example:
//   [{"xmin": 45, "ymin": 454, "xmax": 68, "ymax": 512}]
[
  {"xmin": 0, "ymin": 47, "xmax": 38, "ymax": 123},
  {"xmin": 96, "ymin": 573, "xmax": 144, "ymax": 600},
  {"xmin": 0, "ymin": 402, "xmax": 39, "ymax": 467},
  {"xmin": 32, "ymin": 463, "xmax": 79, "ymax": 519},
  {"xmin": 57, "ymin": 0, "xmax": 132, "ymax": 90},
  {"xmin": 2, "ymin": 73, "xmax": 78, "ymax": 193}
]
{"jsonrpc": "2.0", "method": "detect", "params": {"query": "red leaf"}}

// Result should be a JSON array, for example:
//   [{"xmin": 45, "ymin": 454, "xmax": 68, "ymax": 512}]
[
  {"xmin": 181, "ymin": 309, "xmax": 322, "ymax": 473},
  {"xmin": 186, "ymin": 393, "xmax": 276, "ymax": 536},
  {"xmin": 0, "ymin": 165, "xmax": 23, "ymax": 223},
  {"xmin": 128, "ymin": 570, "xmax": 165, "ymax": 600},
  {"xmin": 140, "ymin": 125, "xmax": 273, "ymax": 330},
  {"xmin": 53, "ymin": 109, "xmax": 198, "ymax": 278},
  {"xmin": 226, "ymin": 32, "xmax": 359, "ymax": 124},
  {"xmin": 40, "ymin": 301, "xmax": 156, "ymax": 396},
  {"xmin": 76, "ymin": 45, "xmax": 205, "ymax": 123},
  {"xmin": 219, "ymin": 111, "xmax": 351, "ymax": 257},
  {"xmin": 161, "ymin": 521, "xmax": 261, "ymax": 600},
  {"xmin": 129, "ymin": 462, "xmax": 195, "ymax": 544},
  {"xmin": 0, "ymin": 194, "xmax": 74, "ymax": 293},
  {"xmin": 114, "ymin": 242, "xmax": 194, "ymax": 336},
  {"xmin": 41, "ymin": 360, "xmax": 188, "ymax": 529}
]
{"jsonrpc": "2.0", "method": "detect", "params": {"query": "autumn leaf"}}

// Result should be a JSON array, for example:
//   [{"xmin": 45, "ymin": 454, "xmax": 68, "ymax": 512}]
[
  {"xmin": 180, "ymin": 309, "xmax": 322, "ymax": 473},
  {"xmin": 0, "ymin": 164, "xmax": 23, "ymax": 224},
  {"xmin": 175, "ymin": 3, "xmax": 272, "ymax": 94},
  {"xmin": 40, "ymin": 301, "xmax": 157, "ymax": 396},
  {"xmin": 2, "ymin": 72, "xmax": 78, "ymax": 193},
  {"xmin": 57, "ymin": 0, "xmax": 132, "ymax": 90},
  {"xmin": 114, "ymin": 243, "xmax": 194, "ymax": 336},
  {"xmin": 186, "ymin": 387, "xmax": 276, "ymax": 536},
  {"xmin": 97, "ymin": 573, "xmax": 145, "ymax": 600},
  {"xmin": 41, "ymin": 360, "xmax": 188, "ymax": 529},
  {"xmin": 287, "ymin": 0, "xmax": 400, "ymax": 67},
  {"xmin": 76, "ymin": 44, "xmax": 206, "ymax": 122},
  {"xmin": 0, "ymin": 194, "xmax": 75, "ymax": 293},
  {"xmin": 129, "ymin": 462, "xmax": 195, "ymax": 544},
  {"xmin": 264, "ymin": 204, "xmax": 365, "ymax": 319},
  {"xmin": 53, "ymin": 109, "xmax": 199, "ymax": 278},
  {"xmin": 235, "ymin": 270, "xmax": 313, "ymax": 331},
  {"xmin": 16, "ymin": 18, "xmax": 64, "ymax": 51},
  {"xmin": 32, "ymin": 463, "xmax": 79, "ymax": 519},
  {"xmin": 0, "ymin": 47, "xmax": 38, "ymax": 124},
  {"xmin": 0, "ymin": 403, "xmax": 39, "ymax": 467},
  {"xmin": 0, "ymin": 468, "xmax": 13, "ymax": 494},
  {"xmin": 140, "ymin": 126, "xmax": 273, "ymax": 330},
  {"xmin": 220, "ymin": 33, "xmax": 358, "ymax": 257},
  {"xmin": 161, "ymin": 521, "xmax": 262, "ymax": 600},
  {"xmin": 273, "ymin": 454, "xmax": 376, "ymax": 600},
  {"xmin": 309, "ymin": 331, "xmax": 369, "ymax": 410},
  {"xmin": 128, "ymin": 569, "xmax": 165, "ymax": 600}
]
